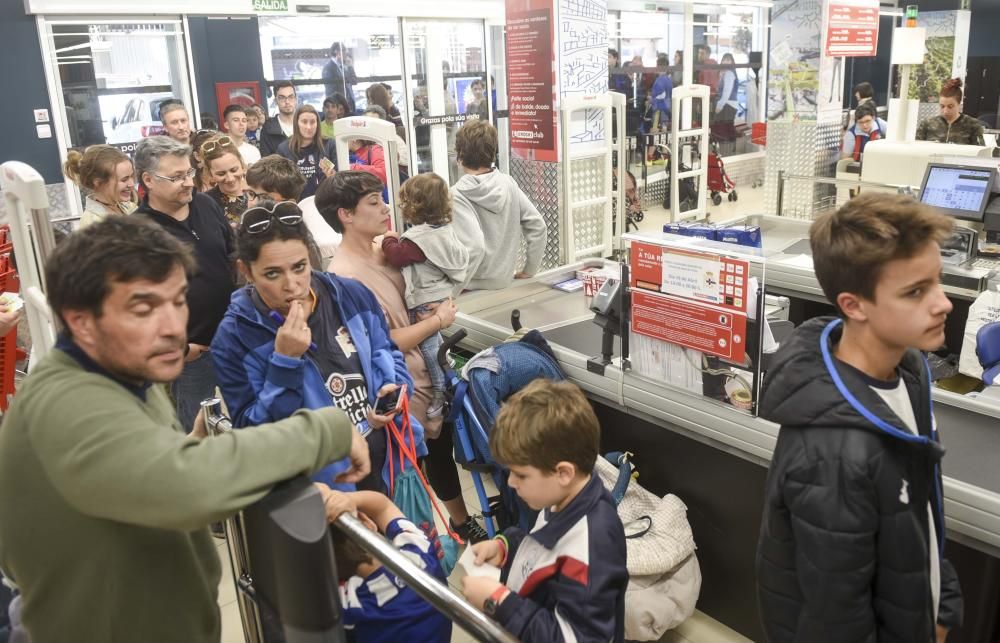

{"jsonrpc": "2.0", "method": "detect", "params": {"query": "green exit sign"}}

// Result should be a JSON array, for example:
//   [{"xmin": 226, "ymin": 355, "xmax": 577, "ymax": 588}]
[{"xmin": 253, "ymin": 0, "xmax": 288, "ymax": 11}]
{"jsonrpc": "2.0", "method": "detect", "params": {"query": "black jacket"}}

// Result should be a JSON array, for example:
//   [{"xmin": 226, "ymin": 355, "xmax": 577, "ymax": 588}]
[
  {"xmin": 756, "ymin": 317, "xmax": 962, "ymax": 643},
  {"xmin": 259, "ymin": 116, "xmax": 290, "ymax": 156},
  {"xmin": 135, "ymin": 193, "xmax": 236, "ymax": 346}
]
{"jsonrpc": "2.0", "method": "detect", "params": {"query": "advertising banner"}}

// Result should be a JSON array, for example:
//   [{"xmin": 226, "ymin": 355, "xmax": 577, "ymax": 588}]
[
  {"xmin": 631, "ymin": 291, "xmax": 748, "ymax": 363},
  {"xmin": 824, "ymin": 0, "xmax": 880, "ymax": 58},
  {"xmin": 506, "ymin": 0, "xmax": 557, "ymax": 161},
  {"xmin": 630, "ymin": 241, "xmax": 751, "ymax": 314}
]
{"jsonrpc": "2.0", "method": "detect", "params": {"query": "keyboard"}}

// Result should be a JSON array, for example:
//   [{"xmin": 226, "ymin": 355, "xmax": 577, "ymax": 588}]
[{"xmin": 971, "ymin": 257, "xmax": 1000, "ymax": 272}]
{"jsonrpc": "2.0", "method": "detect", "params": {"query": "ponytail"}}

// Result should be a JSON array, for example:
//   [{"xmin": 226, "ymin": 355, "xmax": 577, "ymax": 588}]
[{"xmin": 940, "ymin": 78, "xmax": 963, "ymax": 103}]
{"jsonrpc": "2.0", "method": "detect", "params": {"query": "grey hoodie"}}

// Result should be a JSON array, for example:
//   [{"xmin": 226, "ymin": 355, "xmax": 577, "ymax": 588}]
[
  {"xmin": 451, "ymin": 170, "xmax": 548, "ymax": 290},
  {"xmin": 401, "ymin": 223, "xmax": 471, "ymax": 308}
]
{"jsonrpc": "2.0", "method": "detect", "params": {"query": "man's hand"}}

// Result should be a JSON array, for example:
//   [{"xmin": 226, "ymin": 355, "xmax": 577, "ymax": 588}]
[
  {"xmin": 191, "ymin": 408, "xmax": 209, "ymax": 440},
  {"xmin": 0, "ymin": 306, "xmax": 22, "ymax": 336},
  {"xmin": 461, "ymin": 576, "xmax": 507, "ymax": 612},
  {"xmin": 471, "ymin": 539, "xmax": 505, "ymax": 566},
  {"xmin": 186, "ymin": 343, "xmax": 210, "ymax": 362},
  {"xmin": 335, "ymin": 429, "xmax": 371, "ymax": 484},
  {"xmin": 936, "ymin": 625, "xmax": 948, "ymax": 643}
]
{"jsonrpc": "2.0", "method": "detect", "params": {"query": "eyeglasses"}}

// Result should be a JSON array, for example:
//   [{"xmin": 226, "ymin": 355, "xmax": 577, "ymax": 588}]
[
  {"xmin": 276, "ymin": 93, "xmax": 297, "ymax": 103},
  {"xmin": 241, "ymin": 201, "xmax": 304, "ymax": 234},
  {"xmin": 200, "ymin": 135, "xmax": 236, "ymax": 154},
  {"xmin": 151, "ymin": 167, "xmax": 198, "ymax": 183}
]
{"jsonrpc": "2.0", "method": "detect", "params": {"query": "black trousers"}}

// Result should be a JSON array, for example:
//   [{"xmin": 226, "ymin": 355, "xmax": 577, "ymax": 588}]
[{"xmin": 423, "ymin": 421, "xmax": 463, "ymax": 503}]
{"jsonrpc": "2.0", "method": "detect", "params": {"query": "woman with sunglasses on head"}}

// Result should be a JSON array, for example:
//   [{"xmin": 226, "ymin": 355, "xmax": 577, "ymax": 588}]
[
  {"xmin": 210, "ymin": 200, "xmax": 426, "ymax": 492},
  {"xmin": 201, "ymin": 135, "xmax": 249, "ymax": 230},
  {"xmin": 189, "ymin": 128, "xmax": 220, "ymax": 192},
  {"xmin": 277, "ymin": 105, "xmax": 337, "ymax": 200}
]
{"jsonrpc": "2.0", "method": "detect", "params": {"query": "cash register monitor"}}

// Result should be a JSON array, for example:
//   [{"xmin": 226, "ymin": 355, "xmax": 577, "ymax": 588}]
[{"xmin": 918, "ymin": 163, "xmax": 996, "ymax": 222}]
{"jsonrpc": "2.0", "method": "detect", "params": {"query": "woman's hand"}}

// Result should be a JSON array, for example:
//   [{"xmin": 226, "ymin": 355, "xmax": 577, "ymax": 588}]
[
  {"xmin": 416, "ymin": 298, "xmax": 457, "ymax": 330},
  {"xmin": 366, "ymin": 383, "xmax": 400, "ymax": 430},
  {"xmin": 185, "ymin": 343, "xmax": 210, "ymax": 362},
  {"xmin": 274, "ymin": 300, "xmax": 312, "ymax": 359}
]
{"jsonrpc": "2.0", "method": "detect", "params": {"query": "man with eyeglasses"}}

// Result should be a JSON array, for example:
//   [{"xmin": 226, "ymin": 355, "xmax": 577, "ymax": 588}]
[
  {"xmin": 260, "ymin": 80, "xmax": 298, "ymax": 156},
  {"xmin": 133, "ymin": 136, "xmax": 236, "ymax": 433}
]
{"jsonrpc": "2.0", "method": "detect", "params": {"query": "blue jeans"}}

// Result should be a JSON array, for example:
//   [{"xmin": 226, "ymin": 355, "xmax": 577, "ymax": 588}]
[
  {"xmin": 411, "ymin": 305, "xmax": 446, "ymax": 394},
  {"xmin": 170, "ymin": 353, "xmax": 218, "ymax": 433}
]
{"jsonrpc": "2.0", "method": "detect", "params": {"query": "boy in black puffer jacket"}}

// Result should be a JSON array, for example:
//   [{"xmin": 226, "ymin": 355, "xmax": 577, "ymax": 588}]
[{"xmin": 756, "ymin": 193, "xmax": 963, "ymax": 643}]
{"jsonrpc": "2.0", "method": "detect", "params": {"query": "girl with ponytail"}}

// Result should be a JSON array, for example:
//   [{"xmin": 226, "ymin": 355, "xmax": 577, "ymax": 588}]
[{"xmin": 62, "ymin": 145, "xmax": 137, "ymax": 228}]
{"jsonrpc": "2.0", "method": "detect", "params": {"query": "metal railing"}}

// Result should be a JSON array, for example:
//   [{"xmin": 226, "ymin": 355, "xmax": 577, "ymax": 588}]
[
  {"xmin": 776, "ymin": 170, "xmax": 917, "ymax": 219},
  {"xmin": 200, "ymin": 398, "xmax": 519, "ymax": 643}
]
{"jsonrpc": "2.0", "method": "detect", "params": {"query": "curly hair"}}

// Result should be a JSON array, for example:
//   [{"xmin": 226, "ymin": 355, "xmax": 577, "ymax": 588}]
[{"xmin": 399, "ymin": 173, "xmax": 451, "ymax": 226}]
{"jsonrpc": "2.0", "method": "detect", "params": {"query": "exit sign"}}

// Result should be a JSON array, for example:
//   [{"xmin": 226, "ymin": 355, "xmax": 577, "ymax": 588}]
[{"xmin": 253, "ymin": 0, "xmax": 288, "ymax": 11}]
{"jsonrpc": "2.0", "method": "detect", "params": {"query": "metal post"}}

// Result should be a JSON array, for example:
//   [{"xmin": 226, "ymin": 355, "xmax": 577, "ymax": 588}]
[
  {"xmin": 776, "ymin": 170, "xmax": 786, "ymax": 217},
  {"xmin": 334, "ymin": 514, "xmax": 520, "ymax": 643}
]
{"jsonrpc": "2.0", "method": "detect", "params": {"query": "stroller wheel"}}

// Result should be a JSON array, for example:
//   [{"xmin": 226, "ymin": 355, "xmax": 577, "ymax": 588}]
[
  {"xmin": 635, "ymin": 211, "xmax": 644, "ymax": 221},
  {"xmin": 728, "ymin": 191, "xmax": 738, "ymax": 202},
  {"xmin": 712, "ymin": 192, "xmax": 722, "ymax": 206}
]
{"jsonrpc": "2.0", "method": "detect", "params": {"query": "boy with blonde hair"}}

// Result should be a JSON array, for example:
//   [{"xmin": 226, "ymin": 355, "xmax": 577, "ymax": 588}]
[
  {"xmin": 757, "ymin": 193, "xmax": 963, "ymax": 642},
  {"xmin": 462, "ymin": 379, "xmax": 627, "ymax": 642}
]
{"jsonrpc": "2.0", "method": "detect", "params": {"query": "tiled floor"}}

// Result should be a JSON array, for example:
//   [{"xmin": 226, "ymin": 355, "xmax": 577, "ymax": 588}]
[
  {"xmin": 631, "ymin": 183, "xmax": 767, "ymax": 236},
  {"xmin": 217, "ymin": 467, "xmax": 752, "ymax": 643}
]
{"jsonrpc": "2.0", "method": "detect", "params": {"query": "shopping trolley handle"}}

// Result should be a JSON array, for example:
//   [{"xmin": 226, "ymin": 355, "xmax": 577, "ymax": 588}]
[{"xmin": 438, "ymin": 329, "xmax": 467, "ymax": 371}]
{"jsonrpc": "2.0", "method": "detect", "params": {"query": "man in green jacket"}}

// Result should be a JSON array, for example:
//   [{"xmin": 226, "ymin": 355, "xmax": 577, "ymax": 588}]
[{"xmin": 0, "ymin": 216, "xmax": 369, "ymax": 642}]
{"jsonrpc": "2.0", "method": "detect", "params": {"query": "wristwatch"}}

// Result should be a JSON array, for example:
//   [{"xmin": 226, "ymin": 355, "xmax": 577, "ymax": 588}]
[{"xmin": 483, "ymin": 586, "xmax": 508, "ymax": 617}]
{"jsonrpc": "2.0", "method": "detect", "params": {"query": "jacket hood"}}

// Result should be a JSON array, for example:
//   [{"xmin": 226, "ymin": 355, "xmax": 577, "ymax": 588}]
[
  {"xmin": 761, "ymin": 317, "xmax": 942, "ymax": 453},
  {"xmin": 453, "ymin": 171, "xmax": 511, "ymax": 216}
]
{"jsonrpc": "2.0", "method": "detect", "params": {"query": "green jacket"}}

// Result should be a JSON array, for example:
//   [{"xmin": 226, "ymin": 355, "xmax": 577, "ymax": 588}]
[
  {"xmin": 915, "ymin": 113, "xmax": 986, "ymax": 146},
  {"xmin": 0, "ymin": 347, "xmax": 354, "ymax": 642}
]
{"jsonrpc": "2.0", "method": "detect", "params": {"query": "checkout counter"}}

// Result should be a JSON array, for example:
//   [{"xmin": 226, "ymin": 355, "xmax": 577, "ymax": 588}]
[{"xmin": 449, "ymin": 159, "xmax": 1000, "ymax": 641}]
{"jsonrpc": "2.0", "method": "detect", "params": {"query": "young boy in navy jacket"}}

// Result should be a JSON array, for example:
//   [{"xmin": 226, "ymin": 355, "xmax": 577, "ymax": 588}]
[
  {"xmin": 462, "ymin": 380, "xmax": 628, "ymax": 642},
  {"xmin": 756, "ymin": 193, "xmax": 963, "ymax": 642}
]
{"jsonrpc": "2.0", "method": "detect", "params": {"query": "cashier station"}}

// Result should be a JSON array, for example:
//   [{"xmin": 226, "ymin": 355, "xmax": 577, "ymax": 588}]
[{"xmin": 449, "ymin": 155, "xmax": 1000, "ymax": 642}]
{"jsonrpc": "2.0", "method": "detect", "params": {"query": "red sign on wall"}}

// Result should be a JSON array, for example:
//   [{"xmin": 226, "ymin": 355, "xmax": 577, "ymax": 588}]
[
  {"xmin": 506, "ymin": 1, "xmax": 556, "ymax": 161},
  {"xmin": 631, "ymin": 290, "xmax": 748, "ymax": 362},
  {"xmin": 825, "ymin": 0, "xmax": 880, "ymax": 58}
]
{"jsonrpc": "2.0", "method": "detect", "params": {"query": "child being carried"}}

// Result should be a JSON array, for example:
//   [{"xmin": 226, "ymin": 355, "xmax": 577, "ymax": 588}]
[{"xmin": 381, "ymin": 173, "xmax": 470, "ymax": 418}]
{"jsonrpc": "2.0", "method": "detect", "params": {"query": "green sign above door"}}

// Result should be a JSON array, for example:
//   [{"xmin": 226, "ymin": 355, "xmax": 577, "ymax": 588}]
[{"xmin": 253, "ymin": 0, "xmax": 288, "ymax": 11}]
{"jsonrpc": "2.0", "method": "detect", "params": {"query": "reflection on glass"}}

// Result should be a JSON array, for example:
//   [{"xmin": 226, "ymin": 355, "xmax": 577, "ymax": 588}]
[
  {"xmin": 405, "ymin": 21, "xmax": 487, "ymax": 181},
  {"xmin": 51, "ymin": 22, "xmax": 188, "ymax": 148}
]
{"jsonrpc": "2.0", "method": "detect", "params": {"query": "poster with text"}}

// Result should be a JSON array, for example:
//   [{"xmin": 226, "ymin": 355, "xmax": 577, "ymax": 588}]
[
  {"xmin": 631, "ymin": 290, "xmax": 748, "ymax": 363},
  {"xmin": 630, "ymin": 241, "xmax": 751, "ymax": 314},
  {"xmin": 824, "ymin": 0, "xmax": 879, "ymax": 57},
  {"xmin": 506, "ymin": 0, "xmax": 557, "ymax": 161}
]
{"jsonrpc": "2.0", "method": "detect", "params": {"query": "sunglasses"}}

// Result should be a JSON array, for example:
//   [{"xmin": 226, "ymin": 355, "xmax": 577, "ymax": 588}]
[
  {"xmin": 200, "ymin": 135, "xmax": 236, "ymax": 154},
  {"xmin": 240, "ymin": 201, "xmax": 303, "ymax": 234}
]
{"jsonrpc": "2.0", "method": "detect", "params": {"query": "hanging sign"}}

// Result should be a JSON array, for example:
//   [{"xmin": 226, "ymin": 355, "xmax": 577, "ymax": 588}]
[
  {"xmin": 506, "ymin": 0, "xmax": 556, "ymax": 161},
  {"xmin": 253, "ymin": 0, "xmax": 288, "ymax": 12},
  {"xmin": 825, "ymin": 0, "xmax": 880, "ymax": 57}
]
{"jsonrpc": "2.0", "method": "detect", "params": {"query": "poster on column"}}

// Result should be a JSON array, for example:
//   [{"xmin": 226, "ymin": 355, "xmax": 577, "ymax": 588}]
[{"xmin": 506, "ymin": 0, "xmax": 557, "ymax": 161}]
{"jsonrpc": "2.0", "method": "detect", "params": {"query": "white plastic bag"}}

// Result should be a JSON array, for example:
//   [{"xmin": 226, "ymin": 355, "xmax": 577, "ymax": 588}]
[{"xmin": 959, "ymin": 288, "xmax": 1000, "ymax": 379}]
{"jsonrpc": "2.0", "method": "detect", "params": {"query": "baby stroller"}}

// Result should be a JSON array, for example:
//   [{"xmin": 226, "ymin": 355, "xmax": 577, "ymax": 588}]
[
  {"xmin": 707, "ymin": 138, "xmax": 737, "ymax": 206},
  {"xmin": 437, "ymin": 312, "xmax": 566, "ymax": 536},
  {"xmin": 613, "ymin": 168, "xmax": 644, "ymax": 234}
]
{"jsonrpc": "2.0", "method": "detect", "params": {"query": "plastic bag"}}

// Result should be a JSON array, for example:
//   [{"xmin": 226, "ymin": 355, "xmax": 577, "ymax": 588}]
[{"xmin": 959, "ymin": 288, "xmax": 1000, "ymax": 379}]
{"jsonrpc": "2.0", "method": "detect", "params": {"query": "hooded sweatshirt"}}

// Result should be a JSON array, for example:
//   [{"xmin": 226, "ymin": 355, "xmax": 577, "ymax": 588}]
[
  {"xmin": 450, "ymin": 170, "xmax": 547, "ymax": 290},
  {"xmin": 756, "ymin": 317, "xmax": 962, "ymax": 643},
  {"xmin": 397, "ymin": 223, "xmax": 470, "ymax": 308}
]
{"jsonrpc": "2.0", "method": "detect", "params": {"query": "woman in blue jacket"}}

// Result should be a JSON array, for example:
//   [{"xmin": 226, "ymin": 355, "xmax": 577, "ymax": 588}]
[{"xmin": 211, "ymin": 200, "xmax": 425, "ymax": 492}]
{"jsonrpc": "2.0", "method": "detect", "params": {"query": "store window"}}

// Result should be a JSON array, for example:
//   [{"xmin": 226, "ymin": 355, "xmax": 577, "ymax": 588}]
[
  {"xmin": 403, "ymin": 20, "xmax": 488, "ymax": 181},
  {"xmin": 258, "ymin": 17, "xmax": 405, "ymax": 123},
  {"xmin": 44, "ymin": 20, "xmax": 192, "ymax": 149}
]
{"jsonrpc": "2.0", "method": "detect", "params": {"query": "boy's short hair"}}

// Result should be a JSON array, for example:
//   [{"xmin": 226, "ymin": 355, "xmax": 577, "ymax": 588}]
[
  {"xmin": 455, "ymin": 120, "xmax": 497, "ymax": 170},
  {"xmin": 490, "ymin": 380, "xmax": 599, "ymax": 475},
  {"xmin": 223, "ymin": 104, "xmax": 247, "ymax": 120},
  {"xmin": 810, "ymin": 193, "xmax": 953, "ymax": 312},
  {"xmin": 854, "ymin": 104, "xmax": 877, "ymax": 121},
  {"xmin": 854, "ymin": 81, "xmax": 874, "ymax": 100},
  {"xmin": 330, "ymin": 525, "xmax": 372, "ymax": 577},
  {"xmin": 399, "ymin": 172, "xmax": 451, "ymax": 226},
  {"xmin": 245, "ymin": 154, "xmax": 306, "ymax": 201},
  {"xmin": 314, "ymin": 170, "xmax": 386, "ymax": 233}
]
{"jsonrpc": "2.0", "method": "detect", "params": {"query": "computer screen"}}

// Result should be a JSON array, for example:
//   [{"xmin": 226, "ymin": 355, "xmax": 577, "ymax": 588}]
[{"xmin": 918, "ymin": 163, "xmax": 996, "ymax": 222}]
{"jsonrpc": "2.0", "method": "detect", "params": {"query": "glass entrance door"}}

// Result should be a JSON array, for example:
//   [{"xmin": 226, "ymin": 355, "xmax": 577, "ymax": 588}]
[
  {"xmin": 38, "ymin": 17, "xmax": 194, "ymax": 216},
  {"xmin": 402, "ymin": 19, "xmax": 488, "ymax": 183}
]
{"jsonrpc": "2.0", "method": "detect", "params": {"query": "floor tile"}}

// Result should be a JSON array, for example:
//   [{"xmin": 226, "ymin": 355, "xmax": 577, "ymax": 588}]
[
  {"xmin": 673, "ymin": 610, "xmax": 754, "ymax": 643},
  {"xmin": 219, "ymin": 600, "xmax": 245, "ymax": 643},
  {"xmin": 216, "ymin": 541, "xmax": 237, "ymax": 607}
]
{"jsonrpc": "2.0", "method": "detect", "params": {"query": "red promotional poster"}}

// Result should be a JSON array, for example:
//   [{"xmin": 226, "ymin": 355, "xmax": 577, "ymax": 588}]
[
  {"xmin": 629, "ymin": 240, "xmax": 751, "ymax": 314},
  {"xmin": 631, "ymin": 290, "xmax": 748, "ymax": 362},
  {"xmin": 506, "ymin": 0, "xmax": 557, "ymax": 161},
  {"xmin": 825, "ymin": 0, "xmax": 879, "ymax": 58}
]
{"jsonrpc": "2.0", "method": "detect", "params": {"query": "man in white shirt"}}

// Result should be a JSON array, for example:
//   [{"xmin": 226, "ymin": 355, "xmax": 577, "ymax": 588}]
[{"xmin": 223, "ymin": 104, "xmax": 261, "ymax": 165}]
